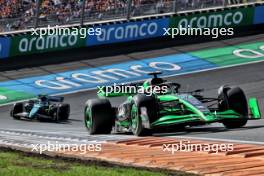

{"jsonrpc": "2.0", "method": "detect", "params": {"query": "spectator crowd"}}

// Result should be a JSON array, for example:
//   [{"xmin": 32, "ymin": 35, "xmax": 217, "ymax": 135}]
[{"xmin": 0, "ymin": 0, "xmax": 261, "ymax": 33}]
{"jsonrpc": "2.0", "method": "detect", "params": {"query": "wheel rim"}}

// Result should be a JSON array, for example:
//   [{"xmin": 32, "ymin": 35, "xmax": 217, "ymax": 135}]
[
  {"xmin": 131, "ymin": 104, "xmax": 138, "ymax": 131},
  {"xmin": 85, "ymin": 107, "xmax": 92, "ymax": 129}
]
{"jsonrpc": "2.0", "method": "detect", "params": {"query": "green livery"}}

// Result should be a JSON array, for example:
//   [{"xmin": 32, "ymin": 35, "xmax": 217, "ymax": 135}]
[{"xmin": 84, "ymin": 72, "xmax": 261, "ymax": 136}]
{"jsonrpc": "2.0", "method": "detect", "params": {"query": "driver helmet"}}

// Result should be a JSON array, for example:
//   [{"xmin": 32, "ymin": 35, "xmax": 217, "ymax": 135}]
[{"xmin": 40, "ymin": 96, "xmax": 48, "ymax": 102}]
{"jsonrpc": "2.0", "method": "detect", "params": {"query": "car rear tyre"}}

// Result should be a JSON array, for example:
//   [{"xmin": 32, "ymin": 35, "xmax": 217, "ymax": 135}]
[
  {"xmin": 218, "ymin": 86, "xmax": 248, "ymax": 128},
  {"xmin": 56, "ymin": 104, "xmax": 70, "ymax": 121},
  {"xmin": 131, "ymin": 94, "xmax": 157, "ymax": 136},
  {"xmin": 11, "ymin": 103, "xmax": 24, "ymax": 120},
  {"xmin": 84, "ymin": 99, "xmax": 114, "ymax": 134}
]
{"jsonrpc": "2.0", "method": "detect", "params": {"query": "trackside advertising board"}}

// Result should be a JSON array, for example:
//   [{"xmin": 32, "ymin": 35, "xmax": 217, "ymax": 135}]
[
  {"xmin": 10, "ymin": 33, "xmax": 86, "ymax": 57},
  {"xmin": 169, "ymin": 7, "xmax": 254, "ymax": 28},
  {"xmin": 0, "ymin": 37, "xmax": 11, "ymax": 59},
  {"xmin": 86, "ymin": 18, "xmax": 169, "ymax": 46},
  {"xmin": 254, "ymin": 6, "xmax": 264, "ymax": 25},
  {"xmin": 1, "ymin": 5, "xmax": 264, "ymax": 58}
]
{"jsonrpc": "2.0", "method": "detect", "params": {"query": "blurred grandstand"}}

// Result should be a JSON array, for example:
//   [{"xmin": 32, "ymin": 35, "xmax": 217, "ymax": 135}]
[{"xmin": 0, "ymin": 0, "xmax": 262, "ymax": 33}]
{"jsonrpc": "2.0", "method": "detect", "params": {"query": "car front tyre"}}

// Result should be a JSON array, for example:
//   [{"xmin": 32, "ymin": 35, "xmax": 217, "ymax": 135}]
[
  {"xmin": 11, "ymin": 103, "xmax": 24, "ymax": 120},
  {"xmin": 218, "ymin": 86, "xmax": 248, "ymax": 128}
]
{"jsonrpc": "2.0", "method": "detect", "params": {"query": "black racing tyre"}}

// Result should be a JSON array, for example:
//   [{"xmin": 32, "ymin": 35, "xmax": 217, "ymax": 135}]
[
  {"xmin": 84, "ymin": 99, "xmax": 114, "ymax": 134},
  {"xmin": 10, "ymin": 103, "xmax": 24, "ymax": 120},
  {"xmin": 218, "ymin": 86, "xmax": 248, "ymax": 128},
  {"xmin": 131, "ymin": 94, "xmax": 157, "ymax": 136},
  {"xmin": 56, "ymin": 104, "xmax": 70, "ymax": 121}
]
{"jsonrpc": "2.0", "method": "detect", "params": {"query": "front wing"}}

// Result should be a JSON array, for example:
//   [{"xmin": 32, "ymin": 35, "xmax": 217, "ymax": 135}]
[
  {"xmin": 147, "ymin": 98, "xmax": 261, "ymax": 128},
  {"xmin": 14, "ymin": 112, "xmax": 54, "ymax": 120}
]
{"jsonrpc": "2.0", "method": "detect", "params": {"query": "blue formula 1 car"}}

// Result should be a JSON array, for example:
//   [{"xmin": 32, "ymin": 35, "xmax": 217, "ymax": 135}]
[{"xmin": 10, "ymin": 95, "xmax": 70, "ymax": 121}]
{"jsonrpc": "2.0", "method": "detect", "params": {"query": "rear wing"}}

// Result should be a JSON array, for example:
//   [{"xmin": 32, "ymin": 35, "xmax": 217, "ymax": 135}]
[
  {"xmin": 48, "ymin": 96, "xmax": 64, "ymax": 102},
  {"xmin": 38, "ymin": 95, "xmax": 64, "ymax": 102}
]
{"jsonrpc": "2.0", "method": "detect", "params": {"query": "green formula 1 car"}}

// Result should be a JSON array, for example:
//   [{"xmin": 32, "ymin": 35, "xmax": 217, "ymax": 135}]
[{"xmin": 84, "ymin": 72, "xmax": 261, "ymax": 136}]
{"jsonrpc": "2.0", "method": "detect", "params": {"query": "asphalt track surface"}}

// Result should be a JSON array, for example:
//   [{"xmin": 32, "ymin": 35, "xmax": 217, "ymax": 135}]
[{"xmin": 0, "ymin": 34, "xmax": 264, "ymax": 145}]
